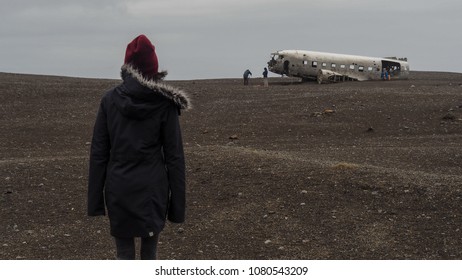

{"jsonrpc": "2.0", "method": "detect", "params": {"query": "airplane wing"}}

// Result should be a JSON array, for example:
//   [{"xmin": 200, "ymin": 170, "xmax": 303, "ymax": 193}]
[{"xmin": 316, "ymin": 69, "xmax": 359, "ymax": 84}]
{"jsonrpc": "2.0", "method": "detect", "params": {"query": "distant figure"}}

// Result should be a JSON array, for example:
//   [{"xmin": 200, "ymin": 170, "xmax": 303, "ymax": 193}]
[
  {"xmin": 263, "ymin": 67, "xmax": 268, "ymax": 87},
  {"xmin": 389, "ymin": 66, "xmax": 397, "ymax": 77},
  {"xmin": 381, "ymin": 68, "xmax": 389, "ymax": 80},
  {"xmin": 243, "ymin": 69, "xmax": 252, "ymax": 85}
]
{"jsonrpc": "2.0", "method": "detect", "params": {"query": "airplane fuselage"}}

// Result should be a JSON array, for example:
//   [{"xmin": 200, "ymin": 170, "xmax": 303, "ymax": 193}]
[{"xmin": 268, "ymin": 50, "xmax": 410, "ymax": 83}]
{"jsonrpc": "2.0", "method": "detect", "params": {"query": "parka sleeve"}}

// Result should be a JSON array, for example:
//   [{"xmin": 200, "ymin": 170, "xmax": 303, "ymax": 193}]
[
  {"xmin": 87, "ymin": 98, "xmax": 111, "ymax": 216},
  {"xmin": 162, "ymin": 105, "xmax": 186, "ymax": 223}
]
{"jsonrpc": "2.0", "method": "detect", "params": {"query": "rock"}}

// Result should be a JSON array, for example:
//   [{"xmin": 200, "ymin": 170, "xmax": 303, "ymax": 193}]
[
  {"xmin": 310, "ymin": 112, "xmax": 323, "ymax": 117},
  {"xmin": 301, "ymin": 190, "xmax": 308, "ymax": 194},
  {"xmin": 366, "ymin": 127, "xmax": 374, "ymax": 133},
  {"xmin": 442, "ymin": 112, "xmax": 456, "ymax": 121},
  {"xmin": 264, "ymin": 240, "xmax": 272, "ymax": 244},
  {"xmin": 312, "ymin": 109, "xmax": 335, "ymax": 117},
  {"xmin": 229, "ymin": 134, "xmax": 239, "ymax": 140},
  {"xmin": 85, "ymin": 142, "xmax": 91, "ymax": 145}
]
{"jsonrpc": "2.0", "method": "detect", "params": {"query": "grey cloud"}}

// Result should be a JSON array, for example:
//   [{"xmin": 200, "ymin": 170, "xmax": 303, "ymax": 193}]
[{"xmin": 0, "ymin": 0, "xmax": 461, "ymax": 79}]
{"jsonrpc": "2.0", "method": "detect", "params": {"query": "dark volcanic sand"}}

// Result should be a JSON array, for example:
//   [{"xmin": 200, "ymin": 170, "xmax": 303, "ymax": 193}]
[{"xmin": 1, "ymin": 71, "xmax": 462, "ymax": 259}]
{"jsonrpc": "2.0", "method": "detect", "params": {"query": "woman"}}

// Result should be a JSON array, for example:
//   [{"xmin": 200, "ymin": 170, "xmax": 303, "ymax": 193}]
[{"xmin": 88, "ymin": 35, "xmax": 190, "ymax": 259}]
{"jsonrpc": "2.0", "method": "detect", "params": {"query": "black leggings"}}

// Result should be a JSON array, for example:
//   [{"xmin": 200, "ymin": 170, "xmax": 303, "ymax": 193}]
[{"xmin": 115, "ymin": 234, "xmax": 160, "ymax": 260}]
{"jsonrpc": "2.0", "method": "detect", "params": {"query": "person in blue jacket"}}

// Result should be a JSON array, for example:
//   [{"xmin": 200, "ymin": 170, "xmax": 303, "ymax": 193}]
[
  {"xmin": 381, "ymin": 68, "xmax": 389, "ymax": 80},
  {"xmin": 88, "ymin": 35, "xmax": 190, "ymax": 260}
]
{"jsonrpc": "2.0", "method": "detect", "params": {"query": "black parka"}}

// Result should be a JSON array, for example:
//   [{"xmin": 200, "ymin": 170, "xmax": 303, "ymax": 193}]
[{"xmin": 88, "ymin": 65, "xmax": 190, "ymax": 238}]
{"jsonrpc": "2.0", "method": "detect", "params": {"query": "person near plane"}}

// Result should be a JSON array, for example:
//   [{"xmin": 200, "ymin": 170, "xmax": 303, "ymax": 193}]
[
  {"xmin": 263, "ymin": 67, "xmax": 269, "ymax": 87},
  {"xmin": 88, "ymin": 34, "xmax": 190, "ymax": 260},
  {"xmin": 243, "ymin": 69, "xmax": 252, "ymax": 85},
  {"xmin": 381, "ymin": 68, "xmax": 389, "ymax": 80}
]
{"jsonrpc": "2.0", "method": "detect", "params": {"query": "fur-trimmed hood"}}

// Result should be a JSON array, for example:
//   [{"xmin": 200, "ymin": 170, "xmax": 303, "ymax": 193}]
[
  {"xmin": 120, "ymin": 64, "xmax": 190, "ymax": 110},
  {"xmin": 110, "ymin": 64, "xmax": 190, "ymax": 120}
]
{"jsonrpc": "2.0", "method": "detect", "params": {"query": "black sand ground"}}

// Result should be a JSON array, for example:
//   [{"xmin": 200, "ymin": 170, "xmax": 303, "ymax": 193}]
[{"xmin": 1, "ymin": 71, "xmax": 462, "ymax": 259}]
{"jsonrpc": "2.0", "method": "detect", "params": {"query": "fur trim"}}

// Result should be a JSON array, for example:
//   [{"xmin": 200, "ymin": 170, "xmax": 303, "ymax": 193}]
[{"xmin": 121, "ymin": 64, "xmax": 191, "ymax": 110}]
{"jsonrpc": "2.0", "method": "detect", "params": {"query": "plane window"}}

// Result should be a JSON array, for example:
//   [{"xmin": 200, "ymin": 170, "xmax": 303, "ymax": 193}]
[
  {"xmin": 340, "ymin": 65, "xmax": 346, "ymax": 69},
  {"xmin": 368, "ymin": 66, "xmax": 373, "ymax": 71},
  {"xmin": 350, "ymin": 65, "xmax": 355, "ymax": 70},
  {"xmin": 312, "ymin": 61, "xmax": 318, "ymax": 68},
  {"xmin": 322, "ymin": 62, "xmax": 327, "ymax": 67},
  {"xmin": 358, "ymin": 66, "xmax": 364, "ymax": 72},
  {"xmin": 303, "ymin": 61, "xmax": 308, "ymax": 65},
  {"xmin": 331, "ymin": 63, "xmax": 336, "ymax": 68}
]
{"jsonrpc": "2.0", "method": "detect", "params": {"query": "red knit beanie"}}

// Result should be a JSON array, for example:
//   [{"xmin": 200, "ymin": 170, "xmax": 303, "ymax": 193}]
[{"xmin": 124, "ymin": 35, "xmax": 159, "ymax": 78}]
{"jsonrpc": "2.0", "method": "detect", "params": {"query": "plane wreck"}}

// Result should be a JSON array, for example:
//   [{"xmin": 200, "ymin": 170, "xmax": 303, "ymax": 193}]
[{"xmin": 268, "ymin": 50, "xmax": 410, "ymax": 84}]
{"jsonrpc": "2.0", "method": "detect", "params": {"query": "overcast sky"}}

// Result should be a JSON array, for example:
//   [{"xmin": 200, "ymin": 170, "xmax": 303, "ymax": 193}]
[{"xmin": 1, "ymin": 0, "xmax": 461, "ymax": 80}]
